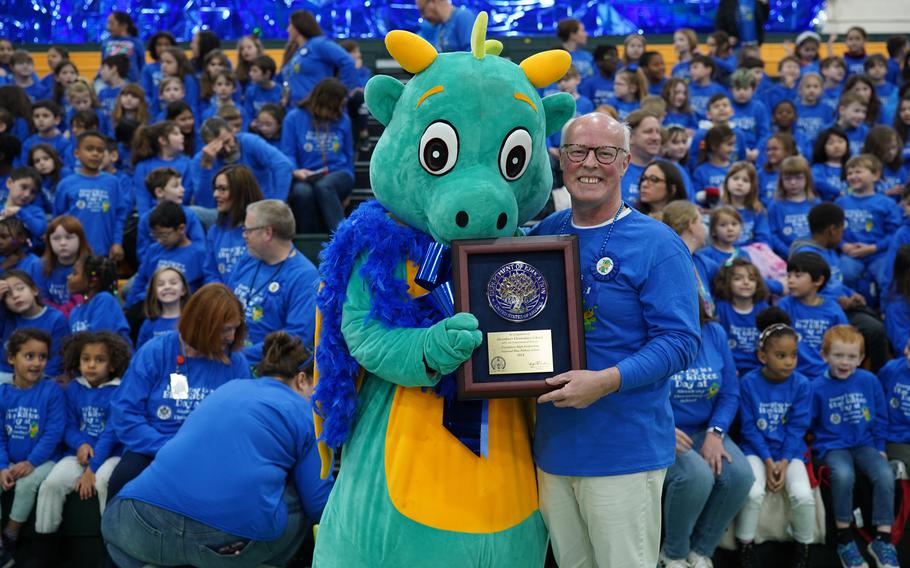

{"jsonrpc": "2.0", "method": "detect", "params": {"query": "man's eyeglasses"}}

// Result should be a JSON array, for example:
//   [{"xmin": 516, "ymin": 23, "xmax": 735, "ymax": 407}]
[
  {"xmin": 560, "ymin": 144, "xmax": 626, "ymax": 165},
  {"xmin": 242, "ymin": 225, "xmax": 268, "ymax": 236}
]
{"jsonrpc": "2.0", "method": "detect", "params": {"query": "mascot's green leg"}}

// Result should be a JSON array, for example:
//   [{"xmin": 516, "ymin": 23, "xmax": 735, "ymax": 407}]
[{"xmin": 312, "ymin": 377, "xmax": 548, "ymax": 568}]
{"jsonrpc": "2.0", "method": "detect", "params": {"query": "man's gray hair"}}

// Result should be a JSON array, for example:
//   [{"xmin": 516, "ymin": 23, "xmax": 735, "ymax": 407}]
[
  {"xmin": 560, "ymin": 112, "xmax": 631, "ymax": 153},
  {"xmin": 247, "ymin": 199, "xmax": 296, "ymax": 241},
  {"xmin": 200, "ymin": 117, "xmax": 230, "ymax": 143}
]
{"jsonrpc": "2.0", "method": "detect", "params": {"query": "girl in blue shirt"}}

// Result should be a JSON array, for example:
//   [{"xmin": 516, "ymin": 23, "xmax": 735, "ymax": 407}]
[
  {"xmin": 34, "ymin": 330, "xmax": 130, "ymax": 535},
  {"xmin": 131, "ymin": 121, "xmax": 193, "ymax": 215},
  {"xmin": 606, "ymin": 69, "xmax": 646, "ymax": 120},
  {"xmin": 100, "ymin": 12, "xmax": 144, "ymax": 84},
  {"xmin": 894, "ymin": 95, "xmax": 910, "ymax": 162},
  {"xmin": 661, "ymin": 78, "xmax": 698, "ymax": 133},
  {"xmin": 105, "ymin": 283, "xmax": 252, "ymax": 506},
  {"xmin": 204, "ymin": 164, "xmax": 263, "ymax": 284},
  {"xmin": 40, "ymin": 215, "xmax": 91, "ymax": 316},
  {"xmin": 864, "ymin": 125, "xmax": 908, "ymax": 197},
  {"xmin": 811, "ymin": 127, "xmax": 851, "ymax": 202},
  {"xmin": 692, "ymin": 125, "xmax": 735, "ymax": 201},
  {"xmin": 734, "ymin": 317, "xmax": 814, "ymax": 562},
  {"xmin": 140, "ymin": 32, "xmax": 177, "ymax": 107},
  {"xmin": 713, "ymin": 258, "xmax": 770, "ymax": 375},
  {"xmin": 103, "ymin": 331, "xmax": 332, "ymax": 568},
  {"xmin": 0, "ymin": 270, "xmax": 68, "ymax": 378},
  {"xmin": 250, "ymin": 104, "xmax": 284, "ymax": 149},
  {"xmin": 722, "ymin": 162, "xmax": 772, "ymax": 246},
  {"xmin": 67, "ymin": 255, "xmax": 130, "ymax": 346},
  {"xmin": 758, "ymin": 134, "xmax": 798, "ymax": 205},
  {"xmin": 795, "ymin": 73, "xmax": 835, "ymax": 142},
  {"xmin": 137, "ymin": 267, "xmax": 188, "ymax": 349},
  {"xmin": 158, "ymin": 48, "xmax": 200, "ymax": 116},
  {"xmin": 768, "ymin": 156, "xmax": 821, "ymax": 258},
  {"xmin": 283, "ymin": 78, "xmax": 355, "ymax": 234},
  {"xmin": 27, "ymin": 144, "xmax": 71, "ymax": 213},
  {"xmin": 811, "ymin": 324, "xmax": 899, "ymax": 568},
  {"xmin": 164, "ymin": 101, "xmax": 199, "ymax": 158},
  {"xmin": 0, "ymin": 329, "xmax": 65, "ymax": 562},
  {"xmin": 661, "ymin": 309, "xmax": 754, "ymax": 568}
]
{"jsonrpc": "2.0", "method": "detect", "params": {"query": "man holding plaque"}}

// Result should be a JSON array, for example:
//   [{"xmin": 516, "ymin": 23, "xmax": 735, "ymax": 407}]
[{"xmin": 531, "ymin": 112, "xmax": 701, "ymax": 567}]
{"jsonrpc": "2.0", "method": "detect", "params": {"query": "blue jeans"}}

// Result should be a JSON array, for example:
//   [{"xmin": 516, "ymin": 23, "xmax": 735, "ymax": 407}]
[
  {"xmin": 288, "ymin": 171, "xmax": 354, "ymax": 233},
  {"xmin": 662, "ymin": 432, "xmax": 754, "ymax": 559},
  {"xmin": 102, "ymin": 485, "xmax": 305, "ymax": 568},
  {"xmin": 822, "ymin": 445, "xmax": 895, "ymax": 526}
]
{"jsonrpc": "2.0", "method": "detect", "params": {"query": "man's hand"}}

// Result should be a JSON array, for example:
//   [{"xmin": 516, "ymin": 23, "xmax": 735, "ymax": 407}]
[
  {"xmin": 200, "ymin": 138, "xmax": 225, "ymax": 168},
  {"xmin": 537, "ymin": 368, "xmax": 620, "ymax": 409}
]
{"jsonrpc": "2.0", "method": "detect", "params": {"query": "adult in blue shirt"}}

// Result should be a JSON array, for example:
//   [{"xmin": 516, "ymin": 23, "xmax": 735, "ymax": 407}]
[
  {"xmin": 102, "ymin": 331, "xmax": 333, "ymax": 568},
  {"xmin": 282, "ymin": 78, "xmax": 355, "ymax": 234},
  {"xmin": 190, "ymin": 117, "xmax": 293, "ymax": 224},
  {"xmin": 229, "ymin": 200, "xmax": 318, "ymax": 364},
  {"xmin": 557, "ymin": 19, "xmax": 594, "ymax": 80},
  {"xmin": 416, "ymin": 0, "xmax": 475, "ymax": 53},
  {"xmin": 621, "ymin": 110, "xmax": 664, "ymax": 204},
  {"xmin": 105, "ymin": 284, "xmax": 252, "ymax": 505},
  {"xmin": 204, "ymin": 164, "xmax": 264, "ymax": 284},
  {"xmin": 532, "ymin": 113, "xmax": 700, "ymax": 568},
  {"xmin": 280, "ymin": 10, "xmax": 359, "ymax": 106}
]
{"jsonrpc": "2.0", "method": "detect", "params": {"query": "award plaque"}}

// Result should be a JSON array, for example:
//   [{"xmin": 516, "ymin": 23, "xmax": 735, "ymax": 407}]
[{"xmin": 452, "ymin": 235, "xmax": 586, "ymax": 399}]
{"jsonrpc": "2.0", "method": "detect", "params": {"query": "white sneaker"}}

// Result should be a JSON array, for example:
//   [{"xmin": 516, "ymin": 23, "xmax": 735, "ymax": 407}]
[
  {"xmin": 659, "ymin": 551, "xmax": 690, "ymax": 568},
  {"xmin": 687, "ymin": 551, "xmax": 714, "ymax": 568}
]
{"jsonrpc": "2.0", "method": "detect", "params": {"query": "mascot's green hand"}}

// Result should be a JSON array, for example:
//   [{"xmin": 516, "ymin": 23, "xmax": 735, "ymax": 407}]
[{"xmin": 423, "ymin": 312, "xmax": 483, "ymax": 376}]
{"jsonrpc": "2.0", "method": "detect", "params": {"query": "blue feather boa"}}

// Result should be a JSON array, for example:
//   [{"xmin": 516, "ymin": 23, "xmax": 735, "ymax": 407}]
[{"xmin": 313, "ymin": 200, "xmax": 445, "ymax": 449}]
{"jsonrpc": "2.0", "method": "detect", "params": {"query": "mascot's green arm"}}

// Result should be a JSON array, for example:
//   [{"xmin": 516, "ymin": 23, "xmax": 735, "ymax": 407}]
[{"xmin": 341, "ymin": 257, "xmax": 440, "ymax": 388}]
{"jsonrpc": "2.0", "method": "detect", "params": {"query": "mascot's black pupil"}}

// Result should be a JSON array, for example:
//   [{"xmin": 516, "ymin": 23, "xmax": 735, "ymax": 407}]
[
  {"xmin": 506, "ymin": 147, "xmax": 526, "ymax": 178},
  {"xmin": 424, "ymin": 139, "xmax": 448, "ymax": 171}
]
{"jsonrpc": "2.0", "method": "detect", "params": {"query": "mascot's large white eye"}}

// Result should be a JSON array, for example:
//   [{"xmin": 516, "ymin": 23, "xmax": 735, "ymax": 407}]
[
  {"xmin": 499, "ymin": 128, "xmax": 532, "ymax": 181},
  {"xmin": 419, "ymin": 121, "xmax": 459, "ymax": 176}
]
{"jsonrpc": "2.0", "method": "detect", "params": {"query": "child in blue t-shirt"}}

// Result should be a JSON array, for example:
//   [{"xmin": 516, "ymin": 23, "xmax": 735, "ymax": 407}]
[
  {"xmin": 794, "ymin": 72, "xmax": 834, "ymax": 142},
  {"xmin": 0, "ymin": 217, "xmax": 44, "ymax": 286},
  {"xmin": 1, "ymin": 166, "xmax": 47, "ymax": 242},
  {"xmin": 136, "ymin": 167, "xmax": 204, "ymax": 261},
  {"xmin": 735, "ymin": 313, "xmax": 814, "ymax": 561},
  {"xmin": 729, "ymin": 69, "xmax": 770, "ymax": 156},
  {"xmin": 811, "ymin": 324, "xmax": 899, "ymax": 568},
  {"xmin": 136, "ymin": 267, "xmax": 188, "ymax": 349},
  {"xmin": 132, "ymin": 121, "xmax": 193, "ymax": 215},
  {"xmin": 757, "ymin": 134, "xmax": 797, "ymax": 205},
  {"xmin": 768, "ymin": 156, "xmax": 821, "ymax": 257},
  {"xmin": 97, "ymin": 55, "xmax": 128, "ymax": 122},
  {"xmin": 713, "ymin": 258, "xmax": 770, "ymax": 374},
  {"xmin": 661, "ymin": 78, "xmax": 698, "ymax": 133},
  {"xmin": 778, "ymin": 252, "xmax": 849, "ymax": 379},
  {"xmin": 692, "ymin": 124, "xmax": 736, "ymax": 201},
  {"xmin": 0, "ymin": 329, "xmax": 65, "ymax": 562},
  {"xmin": 249, "ymin": 104, "xmax": 284, "ymax": 149},
  {"xmin": 820, "ymin": 57, "xmax": 846, "ymax": 112},
  {"xmin": 835, "ymin": 154, "xmax": 902, "ymax": 294},
  {"xmin": 765, "ymin": 57, "xmax": 802, "ymax": 115},
  {"xmin": 53, "ymin": 132, "xmax": 127, "ymax": 261},
  {"xmin": 836, "ymin": 93, "xmax": 870, "ymax": 156},
  {"xmin": 722, "ymin": 162, "xmax": 772, "ymax": 246},
  {"xmin": 242, "ymin": 55, "xmax": 282, "ymax": 119},
  {"xmin": 879, "ymin": 339, "xmax": 910, "ymax": 472},
  {"xmin": 34, "ymin": 330, "xmax": 130, "ymax": 535},
  {"xmin": 687, "ymin": 54, "xmax": 727, "ymax": 120},
  {"xmin": 0, "ymin": 270, "xmax": 68, "ymax": 378},
  {"xmin": 26, "ymin": 145, "xmax": 71, "ymax": 213},
  {"xmin": 811, "ymin": 127, "xmax": 851, "ymax": 202},
  {"xmin": 578, "ymin": 44, "xmax": 618, "ymax": 108},
  {"xmin": 67, "ymin": 255, "xmax": 131, "ymax": 346},
  {"xmin": 864, "ymin": 126, "xmax": 908, "ymax": 198},
  {"xmin": 604, "ymin": 68, "xmax": 644, "ymax": 120},
  {"xmin": 40, "ymin": 215, "xmax": 91, "ymax": 315},
  {"xmin": 20, "ymin": 100, "xmax": 70, "ymax": 167}
]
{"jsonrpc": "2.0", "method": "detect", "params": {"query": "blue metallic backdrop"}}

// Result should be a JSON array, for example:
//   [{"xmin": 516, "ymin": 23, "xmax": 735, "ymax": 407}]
[{"xmin": 0, "ymin": 0, "xmax": 823, "ymax": 44}]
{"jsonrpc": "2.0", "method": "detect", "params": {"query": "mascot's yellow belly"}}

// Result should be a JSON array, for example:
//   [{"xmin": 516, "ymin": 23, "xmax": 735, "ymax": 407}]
[{"xmin": 385, "ymin": 386, "xmax": 538, "ymax": 533}]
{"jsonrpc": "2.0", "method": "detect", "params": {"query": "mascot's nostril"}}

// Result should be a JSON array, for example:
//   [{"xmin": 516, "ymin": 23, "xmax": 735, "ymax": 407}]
[
  {"xmin": 496, "ymin": 213, "xmax": 508, "ymax": 230},
  {"xmin": 456, "ymin": 211, "xmax": 469, "ymax": 228}
]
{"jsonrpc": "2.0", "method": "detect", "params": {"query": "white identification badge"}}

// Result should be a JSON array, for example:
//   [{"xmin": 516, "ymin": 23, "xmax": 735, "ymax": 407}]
[{"xmin": 169, "ymin": 373, "xmax": 189, "ymax": 400}]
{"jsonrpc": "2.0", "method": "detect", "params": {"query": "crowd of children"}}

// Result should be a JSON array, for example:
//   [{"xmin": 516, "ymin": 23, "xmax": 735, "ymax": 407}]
[{"xmin": 0, "ymin": 10, "xmax": 909, "ymax": 568}]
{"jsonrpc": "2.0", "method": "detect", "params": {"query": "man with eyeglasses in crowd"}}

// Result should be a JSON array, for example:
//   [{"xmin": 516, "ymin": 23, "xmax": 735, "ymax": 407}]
[
  {"xmin": 228, "ymin": 200, "xmax": 318, "ymax": 365},
  {"xmin": 530, "ymin": 112, "xmax": 701, "ymax": 567}
]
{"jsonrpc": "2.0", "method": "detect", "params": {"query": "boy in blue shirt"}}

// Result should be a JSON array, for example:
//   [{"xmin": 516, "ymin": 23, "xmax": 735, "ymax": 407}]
[
  {"xmin": 578, "ymin": 44, "xmax": 618, "ymax": 108},
  {"xmin": 729, "ymin": 69, "xmax": 770, "ymax": 156},
  {"xmin": 836, "ymin": 154, "xmax": 902, "ymax": 298},
  {"xmin": 811, "ymin": 325, "xmax": 899, "ymax": 568},
  {"xmin": 243, "ymin": 55, "xmax": 282, "ymax": 119},
  {"xmin": 125, "ymin": 201, "xmax": 205, "ymax": 310},
  {"xmin": 137, "ymin": 167, "xmax": 205, "ymax": 261},
  {"xmin": 885, "ymin": 36, "xmax": 909, "ymax": 86},
  {"xmin": 20, "ymin": 100, "xmax": 70, "ymax": 167},
  {"xmin": 1, "ymin": 167, "xmax": 46, "ymax": 243},
  {"xmin": 836, "ymin": 93, "xmax": 870, "ymax": 156},
  {"xmin": 778, "ymin": 252, "xmax": 849, "ymax": 379},
  {"xmin": 820, "ymin": 57, "xmax": 847, "ymax": 113},
  {"xmin": 8, "ymin": 51, "xmax": 46, "ymax": 103},
  {"xmin": 794, "ymin": 72, "xmax": 834, "ymax": 142},
  {"xmin": 790, "ymin": 202, "xmax": 890, "ymax": 372},
  {"xmin": 53, "ymin": 132, "xmax": 127, "ymax": 261},
  {"xmin": 97, "ymin": 55, "xmax": 128, "ymax": 123},
  {"xmin": 687, "ymin": 54, "xmax": 728, "ymax": 121}
]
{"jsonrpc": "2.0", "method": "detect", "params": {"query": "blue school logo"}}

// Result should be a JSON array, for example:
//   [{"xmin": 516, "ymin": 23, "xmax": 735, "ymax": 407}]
[
  {"xmin": 76, "ymin": 200, "xmax": 86, "ymax": 210},
  {"xmin": 728, "ymin": 338, "xmax": 737, "ymax": 349},
  {"xmin": 830, "ymin": 412, "xmax": 842, "ymax": 425},
  {"xmin": 756, "ymin": 418, "xmax": 767, "ymax": 430},
  {"xmin": 157, "ymin": 405, "xmax": 172, "ymax": 420},
  {"xmin": 304, "ymin": 143, "xmax": 313, "ymax": 152}
]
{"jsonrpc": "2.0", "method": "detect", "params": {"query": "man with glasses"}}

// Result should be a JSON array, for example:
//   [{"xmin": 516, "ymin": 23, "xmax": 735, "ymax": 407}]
[
  {"xmin": 415, "ymin": 0, "xmax": 475, "ymax": 53},
  {"xmin": 229, "ymin": 200, "xmax": 318, "ymax": 364},
  {"xmin": 530, "ymin": 112, "xmax": 701, "ymax": 567}
]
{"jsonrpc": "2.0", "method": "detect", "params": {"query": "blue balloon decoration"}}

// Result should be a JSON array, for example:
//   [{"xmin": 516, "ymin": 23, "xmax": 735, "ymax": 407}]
[{"xmin": 0, "ymin": 0, "xmax": 823, "ymax": 44}]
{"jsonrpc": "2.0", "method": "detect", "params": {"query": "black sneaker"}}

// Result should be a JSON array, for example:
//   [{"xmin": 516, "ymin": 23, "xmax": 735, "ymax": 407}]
[
  {"xmin": 793, "ymin": 542, "xmax": 810, "ymax": 568},
  {"xmin": 740, "ymin": 541, "xmax": 756, "ymax": 568}
]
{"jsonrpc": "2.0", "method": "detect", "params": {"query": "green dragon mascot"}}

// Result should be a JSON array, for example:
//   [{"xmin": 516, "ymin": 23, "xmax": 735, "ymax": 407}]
[{"xmin": 311, "ymin": 12, "xmax": 575, "ymax": 567}]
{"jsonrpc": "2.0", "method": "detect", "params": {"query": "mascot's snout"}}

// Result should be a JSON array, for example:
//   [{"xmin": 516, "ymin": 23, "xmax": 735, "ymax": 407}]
[{"xmin": 426, "ymin": 171, "xmax": 519, "ymax": 242}]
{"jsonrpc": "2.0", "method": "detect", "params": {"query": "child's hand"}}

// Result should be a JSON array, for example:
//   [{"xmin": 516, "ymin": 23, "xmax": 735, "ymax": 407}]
[
  {"xmin": 292, "ymin": 168, "xmax": 316, "ymax": 181},
  {"xmin": 764, "ymin": 458, "xmax": 776, "ymax": 491},
  {"xmin": 782, "ymin": 40, "xmax": 796, "ymax": 56},
  {"xmin": 854, "ymin": 243, "xmax": 877, "ymax": 258},
  {"xmin": 0, "ymin": 469, "xmax": 14, "ymax": 490},
  {"xmin": 9, "ymin": 461, "xmax": 34, "ymax": 479},
  {"xmin": 746, "ymin": 149, "xmax": 759, "ymax": 162},
  {"xmin": 75, "ymin": 468, "xmax": 96, "ymax": 500},
  {"xmin": 108, "ymin": 244, "xmax": 124, "ymax": 262},
  {"xmin": 675, "ymin": 428, "xmax": 693, "ymax": 455},
  {"xmin": 886, "ymin": 184, "xmax": 904, "ymax": 197},
  {"xmin": 0, "ymin": 280, "xmax": 9, "ymax": 299},
  {"xmin": 76, "ymin": 443, "xmax": 94, "ymax": 466}
]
